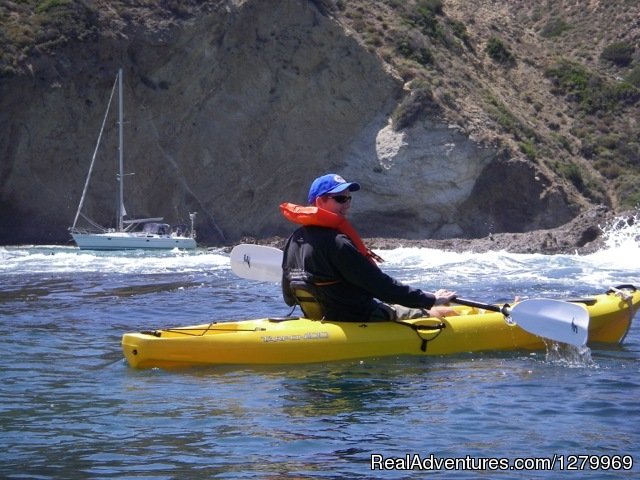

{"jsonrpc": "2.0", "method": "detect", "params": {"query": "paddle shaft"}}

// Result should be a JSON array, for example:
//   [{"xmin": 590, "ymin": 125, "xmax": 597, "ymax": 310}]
[{"xmin": 453, "ymin": 297, "xmax": 511, "ymax": 316}]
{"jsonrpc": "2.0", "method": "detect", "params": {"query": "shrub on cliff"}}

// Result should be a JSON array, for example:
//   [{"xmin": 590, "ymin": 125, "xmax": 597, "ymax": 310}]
[
  {"xmin": 486, "ymin": 36, "xmax": 515, "ymax": 66},
  {"xmin": 600, "ymin": 41, "xmax": 635, "ymax": 67}
]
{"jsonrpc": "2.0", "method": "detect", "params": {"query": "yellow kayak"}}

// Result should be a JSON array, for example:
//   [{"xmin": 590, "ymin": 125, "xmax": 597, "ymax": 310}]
[{"xmin": 122, "ymin": 286, "xmax": 640, "ymax": 369}]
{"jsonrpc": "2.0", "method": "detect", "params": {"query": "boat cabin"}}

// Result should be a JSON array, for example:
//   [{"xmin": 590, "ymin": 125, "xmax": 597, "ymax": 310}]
[{"xmin": 142, "ymin": 223, "xmax": 171, "ymax": 236}]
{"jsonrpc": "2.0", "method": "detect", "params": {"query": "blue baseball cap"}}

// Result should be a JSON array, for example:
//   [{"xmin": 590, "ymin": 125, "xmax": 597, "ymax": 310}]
[{"xmin": 307, "ymin": 173, "xmax": 361, "ymax": 204}]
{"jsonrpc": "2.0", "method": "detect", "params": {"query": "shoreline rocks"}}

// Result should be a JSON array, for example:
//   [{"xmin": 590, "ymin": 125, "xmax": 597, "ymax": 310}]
[{"xmin": 239, "ymin": 206, "xmax": 637, "ymax": 255}]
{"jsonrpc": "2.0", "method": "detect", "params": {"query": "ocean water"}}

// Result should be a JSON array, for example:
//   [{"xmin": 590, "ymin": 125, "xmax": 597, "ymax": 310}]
[{"xmin": 1, "ymin": 216, "xmax": 639, "ymax": 479}]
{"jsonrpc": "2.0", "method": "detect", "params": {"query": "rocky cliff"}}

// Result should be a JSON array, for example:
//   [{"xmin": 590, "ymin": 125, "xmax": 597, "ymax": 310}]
[{"xmin": 1, "ymin": 0, "xmax": 638, "ymax": 246}]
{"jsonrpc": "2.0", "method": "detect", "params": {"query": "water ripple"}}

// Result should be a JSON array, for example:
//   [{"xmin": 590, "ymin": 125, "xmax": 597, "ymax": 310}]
[{"xmin": 1, "ymin": 221, "xmax": 639, "ymax": 478}]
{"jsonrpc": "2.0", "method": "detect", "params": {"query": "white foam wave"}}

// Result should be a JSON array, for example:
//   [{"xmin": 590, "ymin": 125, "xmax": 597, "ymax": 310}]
[
  {"xmin": 0, "ymin": 246, "xmax": 230, "ymax": 275},
  {"xmin": 1, "ymin": 213, "xmax": 638, "ymax": 289},
  {"xmin": 377, "ymin": 212, "xmax": 640, "ymax": 293}
]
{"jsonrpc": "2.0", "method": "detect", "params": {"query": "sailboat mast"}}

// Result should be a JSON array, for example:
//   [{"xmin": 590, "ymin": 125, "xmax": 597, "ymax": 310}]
[
  {"xmin": 71, "ymin": 73, "xmax": 119, "ymax": 231},
  {"xmin": 117, "ymin": 68, "xmax": 125, "ymax": 232}
]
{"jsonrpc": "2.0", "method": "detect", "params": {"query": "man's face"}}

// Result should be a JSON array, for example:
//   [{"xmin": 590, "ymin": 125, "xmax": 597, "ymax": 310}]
[{"xmin": 316, "ymin": 192, "xmax": 353, "ymax": 217}]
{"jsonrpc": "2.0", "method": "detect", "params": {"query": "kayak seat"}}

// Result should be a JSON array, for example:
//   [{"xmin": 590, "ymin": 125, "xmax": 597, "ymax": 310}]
[{"xmin": 291, "ymin": 284, "xmax": 325, "ymax": 320}]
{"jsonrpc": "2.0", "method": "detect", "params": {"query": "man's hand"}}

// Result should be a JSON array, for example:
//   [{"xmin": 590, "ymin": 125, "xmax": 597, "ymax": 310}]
[
  {"xmin": 434, "ymin": 289, "xmax": 456, "ymax": 306},
  {"xmin": 427, "ymin": 305, "xmax": 458, "ymax": 317}
]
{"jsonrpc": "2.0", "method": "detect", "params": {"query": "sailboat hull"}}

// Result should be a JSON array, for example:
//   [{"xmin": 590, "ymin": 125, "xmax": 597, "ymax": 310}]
[{"xmin": 71, "ymin": 232, "xmax": 196, "ymax": 250}]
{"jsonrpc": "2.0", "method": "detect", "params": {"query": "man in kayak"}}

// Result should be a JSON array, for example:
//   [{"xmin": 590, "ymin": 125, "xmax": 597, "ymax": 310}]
[{"xmin": 280, "ymin": 173, "xmax": 457, "ymax": 321}]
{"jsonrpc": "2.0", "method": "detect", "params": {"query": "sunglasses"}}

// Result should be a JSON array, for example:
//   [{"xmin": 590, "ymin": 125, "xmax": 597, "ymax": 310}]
[{"xmin": 329, "ymin": 195, "xmax": 352, "ymax": 204}]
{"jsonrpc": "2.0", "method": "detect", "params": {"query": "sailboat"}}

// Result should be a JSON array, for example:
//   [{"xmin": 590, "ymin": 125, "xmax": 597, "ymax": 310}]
[{"xmin": 70, "ymin": 69, "xmax": 197, "ymax": 250}]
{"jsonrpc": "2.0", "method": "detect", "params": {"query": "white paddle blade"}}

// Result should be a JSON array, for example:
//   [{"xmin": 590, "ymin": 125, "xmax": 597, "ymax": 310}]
[
  {"xmin": 512, "ymin": 299, "xmax": 589, "ymax": 347},
  {"xmin": 230, "ymin": 244, "xmax": 283, "ymax": 282}
]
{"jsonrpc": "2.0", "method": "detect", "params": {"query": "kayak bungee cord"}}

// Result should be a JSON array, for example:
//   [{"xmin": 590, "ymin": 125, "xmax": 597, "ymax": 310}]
[
  {"xmin": 140, "ymin": 322, "xmax": 268, "ymax": 337},
  {"xmin": 138, "ymin": 316, "xmax": 447, "ymax": 352}
]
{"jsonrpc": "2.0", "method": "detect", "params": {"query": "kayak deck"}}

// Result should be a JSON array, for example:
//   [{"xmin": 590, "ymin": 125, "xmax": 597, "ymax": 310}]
[{"xmin": 122, "ymin": 287, "xmax": 640, "ymax": 369}]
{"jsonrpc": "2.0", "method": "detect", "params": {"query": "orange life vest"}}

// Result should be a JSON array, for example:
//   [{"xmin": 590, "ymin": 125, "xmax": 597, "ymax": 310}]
[{"xmin": 280, "ymin": 202, "xmax": 383, "ymax": 264}]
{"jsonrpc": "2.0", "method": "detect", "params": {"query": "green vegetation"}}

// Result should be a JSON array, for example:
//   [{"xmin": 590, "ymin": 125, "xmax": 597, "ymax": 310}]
[
  {"xmin": 485, "ymin": 95, "xmax": 537, "ymax": 150},
  {"xmin": 556, "ymin": 162, "xmax": 584, "ymax": 191},
  {"xmin": 552, "ymin": 161, "xmax": 608, "ymax": 205},
  {"xmin": 410, "ymin": 0, "xmax": 444, "ymax": 40},
  {"xmin": 486, "ymin": 36, "xmax": 515, "ymax": 66},
  {"xmin": 616, "ymin": 175, "xmax": 640, "ymax": 208},
  {"xmin": 391, "ymin": 82, "xmax": 440, "ymax": 130},
  {"xmin": 396, "ymin": 0, "xmax": 464, "ymax": 52},
  {"xmin": 481, "ymin": 56, "xmax": 638, "ymax": 205},
  {"xmin": 416, "ymin": 0, "xmax": 443, "ymax": 15},
  {"xmin": 574, "ymin": 122, "xmax": 640, "ymax": 208},
  {"xmin": 35, "ymin": 0, "xmax": 72, "ymax": 14},
  {"xmin": 540, "ymin": 18, "xmax": 571, "ymax": 38},
  {"xmin": 448, "ymin": 19, "xmax": 472, "ymax": 49},
  {"xmin": 483, "ymin": 95, "xmax": 541, "ymax": 160},
  {"xmin": 545, "ymin": 60, "xmax": 640, "ymax": 114},
  {"xmin": 551, "ymin": 132, "xmax": 573, "ymax": 153},
  {"xmin": 600, "ymin": 41, "xmax": 635, "ymax": 67},
  {"xmin": 627, "ymin": 66, "xmax": 640, "ymax": 88},
  {"xmin": 0, "ymin": 0, "xmax": 99, "ymax": 75},
  {"xmin": 396, "ymin": 38, "xmax": 434, "ymax": 66},
  {"xmin": 518, "ymin": 141, "xmax": 537, "ymax": 160}
]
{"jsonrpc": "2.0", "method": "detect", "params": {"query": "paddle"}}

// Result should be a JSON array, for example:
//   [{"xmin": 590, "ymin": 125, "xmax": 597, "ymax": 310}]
[
  {"xmin": 230, "ymin": 243, "xmax": 283, "ymax": 282},
  {"xmin": 229, "ymin": 243, "xmax": 589, "ymax": 346},
  {"xmin": 452, "ymin": 297, "xmax": 588, "ymax": 346}
]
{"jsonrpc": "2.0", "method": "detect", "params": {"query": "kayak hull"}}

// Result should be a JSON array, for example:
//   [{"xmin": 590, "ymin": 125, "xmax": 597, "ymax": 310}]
[{"xmin": 122, "ymin": 288, "xmax": 640, "ymax": 369}]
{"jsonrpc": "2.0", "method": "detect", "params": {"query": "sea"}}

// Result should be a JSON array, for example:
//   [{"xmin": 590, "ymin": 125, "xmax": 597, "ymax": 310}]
[{"xmin": 1, "ymin": 215, "xmax": 639, "ymax": 479}]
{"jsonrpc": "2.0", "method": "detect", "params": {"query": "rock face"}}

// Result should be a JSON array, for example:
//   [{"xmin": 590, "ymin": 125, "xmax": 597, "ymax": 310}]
[
  {"xmin": 345, "ymin": 120, "xmax": 498, "ymax": 239},
  {"xmin": 458, "ymin": 157, "xmax": 577, "ymax": 237},
  {"xmin": 365, "ymin": 205, "xmax": 630, "ymax": 255},
  {"xmin": 250, "ymin": 205, "xmax": 633, "ymax": 256},
  {"xmin": 0, "ymin": 0, "xmax": 582, "ymax": 246}
]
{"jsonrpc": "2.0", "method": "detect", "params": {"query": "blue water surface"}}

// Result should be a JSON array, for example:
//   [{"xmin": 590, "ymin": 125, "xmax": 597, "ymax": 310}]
[{"xmin": 1, "ymin": 219, "xmax": 639, "ymax": 479}]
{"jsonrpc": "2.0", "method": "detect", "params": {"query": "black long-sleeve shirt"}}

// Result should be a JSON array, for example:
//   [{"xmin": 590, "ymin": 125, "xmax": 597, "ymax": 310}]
[{"xmin": 282, "ymin": 226, "xmax": 436, "ymax": 321}]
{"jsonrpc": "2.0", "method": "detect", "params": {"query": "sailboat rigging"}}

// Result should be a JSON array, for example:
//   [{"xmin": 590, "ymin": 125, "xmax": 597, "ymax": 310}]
[{"xmin": 70, "ymin": 69, "xmax": 197, "ymax": 250}]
